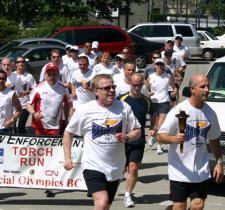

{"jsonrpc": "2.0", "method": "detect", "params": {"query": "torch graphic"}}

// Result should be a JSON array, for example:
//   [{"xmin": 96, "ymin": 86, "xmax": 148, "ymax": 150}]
[{"xmin": 175, "ymin": 110, "xmax": 189, "ymax": 153}]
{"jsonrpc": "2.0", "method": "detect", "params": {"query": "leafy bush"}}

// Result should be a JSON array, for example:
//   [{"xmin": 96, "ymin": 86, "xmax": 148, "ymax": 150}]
[
  {"xmin": 17, "ymin": 16, "xmax": 100, "ymax": 38},
  {"xmin": 0, "ymin": 17, "xmax": 19, "ymax": 43}
]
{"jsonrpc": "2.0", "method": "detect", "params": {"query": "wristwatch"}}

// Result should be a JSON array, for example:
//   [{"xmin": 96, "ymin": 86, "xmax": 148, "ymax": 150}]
[
  {"xmin": 217, "ymin": 158, "xmax": 223, "ymax": 166},
  {"xmin": 125, "ymin": 134, "xmax": 129, "ymax": 143}
]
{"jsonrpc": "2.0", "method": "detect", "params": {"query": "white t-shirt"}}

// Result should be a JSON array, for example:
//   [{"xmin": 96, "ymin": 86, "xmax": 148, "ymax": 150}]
[
  {"xmin": 66, "ymin": 100, "xmax": 141, "ymax": 181},
  {"xmin": 6, "ymin": 72, "xmax": 17, "ymax": 89},
  {"xmin": 28, "ymin": 81, "xmax": 68, "ymax": 129},
  {"xmin": 113, "ymin": 73, "xmax": 130, "ymax": 97},
  {"xmin": 148, "ymin": 72, "xmax": 171, "ymax": 103},
  {"xmin": 72, "ymin": 69, "xmax": 96, "ymax": 108},
  {"xmin": 0, "ymin": 88, "xmax": 15, "ymax": 129},
  {"xmin": 173, "ymin": 44, "xmax": 191, "ymax": 63},
  {"xmin": 15, "ymin": 72, "xmax": 36, "ymax": 108},
  {"xmin": 62, "ymin": 54, "xmax": 71, "ymax": 65},
  {"xmin": 158, "ymin": 99, "xmax": 221, "ymax": 183},
  {"xmin": 93, "ymin": 63, "xmax": 118, "ymax": 76}
]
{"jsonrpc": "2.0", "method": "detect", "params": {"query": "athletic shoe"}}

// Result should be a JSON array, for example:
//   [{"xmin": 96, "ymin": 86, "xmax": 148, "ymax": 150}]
[
  {"xmin": 148, "ymin": 136, "xmax": 156, "ymax": 147},
  {"xmin": 157, "ymin": 144, "xmax": 163, "ymax": 155},
  {"xmin": 124, "ymin": 194, "xmax": 135, "ymax": 208},
  {"xmin": 45, "ymin": 189, "xmax": 55, "ymax": 197}
]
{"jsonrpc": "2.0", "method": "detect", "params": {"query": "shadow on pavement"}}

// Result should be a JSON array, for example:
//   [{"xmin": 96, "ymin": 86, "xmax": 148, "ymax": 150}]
[
  {"xmin": 0, "ymin": 198, "xmax": 93, "ymax": 206},
  {"xmin": 138, "ymin": 174, "xmax": 168, "ymax": 184},
  {"xmin": 140, "ymin": 162, "xmax": 168, "ymax": 170},
  {"xmin": 117, "ymin": 193, "xmax": 169, "ymax": 204},
  {"xmin": 0, "ymin": 192, "xmax": 26, "ymax": 200}
]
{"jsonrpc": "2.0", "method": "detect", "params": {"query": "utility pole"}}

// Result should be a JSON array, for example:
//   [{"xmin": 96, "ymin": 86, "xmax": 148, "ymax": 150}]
[{"xmin": 218, "ymin": 0, "xmax": 221, "ymax": 26}]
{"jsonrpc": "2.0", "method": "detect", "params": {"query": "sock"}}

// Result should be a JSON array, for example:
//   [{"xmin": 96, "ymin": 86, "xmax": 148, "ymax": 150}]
[{"xmin": 125, "ymin": 192, "xmax": 131, "ymax": 197}]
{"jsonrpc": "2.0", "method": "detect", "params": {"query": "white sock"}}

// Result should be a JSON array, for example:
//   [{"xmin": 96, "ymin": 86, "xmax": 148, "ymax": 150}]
[{"xmin": 125, "ymin": 192, "xmax": 131, "ymax": 197}]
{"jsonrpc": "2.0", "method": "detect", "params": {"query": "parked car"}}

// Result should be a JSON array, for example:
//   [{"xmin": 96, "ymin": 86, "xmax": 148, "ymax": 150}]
[
  {"xmin": 127, "ymin": 22, "xmax": 202, "ymax": 57},
  {"xmin": 0, "ymin": 38, "xmax": 68, "ymax": 58},
  {"xmin": 198, "ymin": 30, "xmax": 225, "ymax": 61},
  {"xmin": 48, "ymin": 25, "xmax": 133, "ymax": 56},
  {"xmin": 2, "ymin": 44, "xmax": 65, "ymax": 81},
  {"xmin": 128, "ymin": 32, "xmax": 164, "ymax": 68}
]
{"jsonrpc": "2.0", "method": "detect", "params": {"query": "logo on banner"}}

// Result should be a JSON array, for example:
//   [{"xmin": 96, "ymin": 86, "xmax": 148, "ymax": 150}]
[{"xmin": 0, "ymin": 148, "xmax": 4, "ymax": 164}]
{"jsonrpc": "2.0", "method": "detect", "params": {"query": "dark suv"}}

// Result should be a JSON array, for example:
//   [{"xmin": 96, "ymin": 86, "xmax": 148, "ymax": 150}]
[{"xmin": 48, "ymin": 25, "xmax": 133, "ymax": 56}]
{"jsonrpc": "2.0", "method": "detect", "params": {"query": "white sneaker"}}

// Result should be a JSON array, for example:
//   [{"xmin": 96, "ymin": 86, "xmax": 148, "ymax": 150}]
[
  {"xmin": 124, "ymin": 194, "xmax": 135, "ymax": 208},
  {"xmin": 157, "ymin": 144, "xmax": 163, "ymax": 155},
  {"xmin": 148, "ymin": 136, "xmax": 156, "ymax": 147}
]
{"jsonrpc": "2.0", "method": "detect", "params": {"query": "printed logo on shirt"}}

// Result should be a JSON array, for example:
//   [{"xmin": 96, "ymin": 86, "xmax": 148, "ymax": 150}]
[
  {"xmin": 185, "ymin": 120, "xmax": 211, "ymax": 144},
  {"xmin": 75, "ymin": 80, "xmax": 90, "ymax": 88},
  {"xmin": 92, "ymin": 120, "xmax": 123, "ymax": 140}
]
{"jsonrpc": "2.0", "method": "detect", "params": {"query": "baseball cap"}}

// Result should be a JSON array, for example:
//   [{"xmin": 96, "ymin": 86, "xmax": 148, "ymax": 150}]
[
  {"xmin": 92, "ymin": 41, "xmax": 99, "ymax": 49},
  {"xmin": 65, "ymin": 45, "xmax": 72, "ymax": 50},
  {"xmin": 70, "ymin": 45, "xmax": 79, "ymax": 51},
  {"xmin": 165, "ymin": 38, "xmax": 174, "ymax": 43},
  {"xmin": 45, "ymin": 63, "xmax": 59, "ymax": 73},
  {"xmin": 175, "ymin": 34, "xmax": 183, "ymax": 40},
  {"xmin": 155, "ymin": 58, "xmax": 165, "ymax": 65},
  {"xmin": 115, "ymin": 54, "xmax": 124, "ymax": 60}
]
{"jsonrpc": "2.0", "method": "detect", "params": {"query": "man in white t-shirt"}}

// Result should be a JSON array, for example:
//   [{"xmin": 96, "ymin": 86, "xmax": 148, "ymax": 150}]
[
  {"xmin": 114, "ymin": 61, "xmax": 136, "ymax": 97},
  {"xmin": 157, "ymin": 74, "xmax": 224, "ymax": 210},
  {"xmin": 63, "ymin": 74, "xmax": 141, "ymax": 210},
  {"xmin": 71, "ymin": 56, "xmax": 95, "ymax": 110},
  {"xmin": 79, "ymin": 42, "xmax": 97, "ymax": 69}
]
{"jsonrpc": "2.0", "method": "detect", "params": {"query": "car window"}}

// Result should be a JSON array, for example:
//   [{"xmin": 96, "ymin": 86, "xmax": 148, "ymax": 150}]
[
  {"xmin": 7, "ymin": 48, "xmax": 27, "ymax": 61},
  {"xmin": 25, "ymin": 48, "xmax": 51, "ymax": 62},
  {"xmin": 102, "ymin": 28, "xmax": 126, "ymax": 42},
  {"xmin": 131, "ymin": 26, "xmax": 150, "ymax": 37},
  {"xmin": 74, "ymin": 29, "xmax": 102, "ymax": 45},
  {"xmin": 40, "ymin": 41, "xmax": 65, "ymax": 46},
  {"xmin": 175, "ymin": 26, "xmax": 193, "ymax": 37},
  {"xmin": 198, "ymin": 32, "xmax": 208, "ymax": 41},
  {"xmin": 205, "ymin": 31, "xmax": 218, "ymax": 40},
  {"xmin": 208, "ymin": 63, "xmax": 225, "ymax": 89},
  {"xmin": 149, "ymin": 25, "xmax": 173, "ymax": 37},
  {"xmin": 23, "ymin": 41, "xmax": 40, "ymax": 45},
  {"xmin": 53, "ymin": 31, "xmax": 73, "ymax": 43}
]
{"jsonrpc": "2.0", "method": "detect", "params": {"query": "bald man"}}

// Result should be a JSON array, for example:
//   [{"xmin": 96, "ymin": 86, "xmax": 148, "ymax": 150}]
[
  {"xmin": 118, "ymin": 73, "xmax": 151, "ymax": 208},
  {"xmin": 157, "ymin": 74, "xmax": 224, "ymax": 210}
]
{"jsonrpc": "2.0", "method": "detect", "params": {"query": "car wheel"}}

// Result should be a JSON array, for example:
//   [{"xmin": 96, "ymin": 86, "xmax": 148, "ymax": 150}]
[
  {"xmin": 136, "ymin": 53, "xmax": 147, "ymax": 69},
  {"xmin": 202, "ymin": 49, "xmax": 214, "ymax": 61}
]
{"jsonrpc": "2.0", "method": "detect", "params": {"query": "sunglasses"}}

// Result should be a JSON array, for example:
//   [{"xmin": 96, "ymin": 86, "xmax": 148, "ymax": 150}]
[
  {"xmin": 131, "ymin": 83, "xmax": 143, "ymax": 88},
  {"xmin": 0, "ymin": 77, "xmax": 6, "ymax": 81},
  {"xmin": 16, "ymin": 60, "xmax": 25, "ymax": 63},
  {"xmin": 52, "ymin": 56, "xmax": 60, "ymax": 58},
  {"xmin": 98, "ymin": 85, "xmax": 117, "ymax": 92},
  {"xmin": 156, "ymin": 62, "xmax": 164, "ymax": 66},
  {"xmin": 152, "ymin": 56, "xmax": 161, "ymax": 59},
  {"xmin": 85, "ymin": 45, "xmax": 91, "ymax": 48}
]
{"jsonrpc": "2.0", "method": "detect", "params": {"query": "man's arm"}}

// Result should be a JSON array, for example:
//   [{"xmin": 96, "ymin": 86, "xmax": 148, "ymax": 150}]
[
  {"xmin": 209, "ymin": 139, "xmax": 224, "ymax": 183},
  {"xmin": 157, "ymin": 132, "xmax": 185, "ymax": 144},
  {"xmin": 63, "ymin": 131, "xmax": 75, "ymax": 170},
  {"xmin": 115, "ymin": 128, "xmax": 141, "ymax": 143}
]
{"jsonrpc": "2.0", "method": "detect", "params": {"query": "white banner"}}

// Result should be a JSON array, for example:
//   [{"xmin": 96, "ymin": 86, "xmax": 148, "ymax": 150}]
[{"xmin": 0, "ymin": 134, "xmax": 87, "ymax": 190}]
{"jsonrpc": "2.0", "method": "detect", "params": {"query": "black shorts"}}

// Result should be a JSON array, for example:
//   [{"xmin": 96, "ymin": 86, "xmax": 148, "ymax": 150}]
[
  {"xmin": 170, "ymin": 180, "xmax": 208, "ymax": 202},
  {"xmin": 168, "ymin": 91, "xmax": 177, "ymax": 102},
  {"xmin": 151, "ymin": 102, "xmax": 170, "ymax": 115},
  {"xmin": 125, "ymin": 144, "xmax": 145, "ymax": 166},
  {"xmin": 83, "ymin": 169, "xmax": 119, "ymax": 204}
]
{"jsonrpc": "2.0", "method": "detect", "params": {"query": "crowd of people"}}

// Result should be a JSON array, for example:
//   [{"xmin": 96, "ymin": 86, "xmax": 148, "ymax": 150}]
[{"xmin": 0, "ymin": 35, "xmax": 224, "ymax": 210}]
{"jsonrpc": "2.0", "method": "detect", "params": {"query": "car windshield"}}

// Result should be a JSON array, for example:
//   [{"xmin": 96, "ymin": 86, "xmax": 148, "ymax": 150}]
[
  {"xmin": 207, "ymin": 62, "xmax": 225, "ymax": 102},
  {"xmin": 205, "ymin": 31, "xmax": 218, "ymax": 40},
  {"xmin": 0, "ymin": 41, "xmax": 21, "ymax": 54},
  {"xmin": 7, "ymin": 48, "xmax": 27, "ymax": 61}
]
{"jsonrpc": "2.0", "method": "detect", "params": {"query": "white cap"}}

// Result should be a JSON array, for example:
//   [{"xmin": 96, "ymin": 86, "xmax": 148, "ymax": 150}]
[
  {"xmin": 70, "ymin": 45, "xmax": 79, "ymax": 51},
  {"xmin": 115, "ymin": 54, "xmax": 124, "ymax": 60},
  {"xmin": 155, "ymin": 58, "xmax": 165, "ymax": 65},
  {"xmin": 175, "ymin": 34, "xmax": 183, "ymax": 40},
  {"xmin": 65, "ymin": 45, "xmax": 72, "ymax": 50},
  {"xmin": 165, "ymin": 38, "xmax": 174, "ymax": 43},
  {"xmin": 92, "ymin": 41, "xmax": 99, "ymax": 49}
]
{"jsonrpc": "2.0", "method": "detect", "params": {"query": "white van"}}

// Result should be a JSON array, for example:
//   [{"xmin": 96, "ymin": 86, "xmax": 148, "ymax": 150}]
[
  {"xmin": 205, "ymin": 56, "xmax": 225, "ymax": 172},
  {"xmin": 128, "ymin": 22, "xmax": 202, "ymax": 57}
]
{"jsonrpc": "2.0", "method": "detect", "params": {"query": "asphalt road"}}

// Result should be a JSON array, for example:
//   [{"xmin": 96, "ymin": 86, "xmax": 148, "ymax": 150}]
[{"xmin": 1, "ymin": 59, "xmax": 225, "ymax": 210}]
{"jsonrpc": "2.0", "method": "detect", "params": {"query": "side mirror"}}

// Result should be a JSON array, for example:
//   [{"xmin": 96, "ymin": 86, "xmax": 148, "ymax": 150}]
[{"xmin": 182, "ymin": 87, "xmax": 191, "ymax": 97}]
